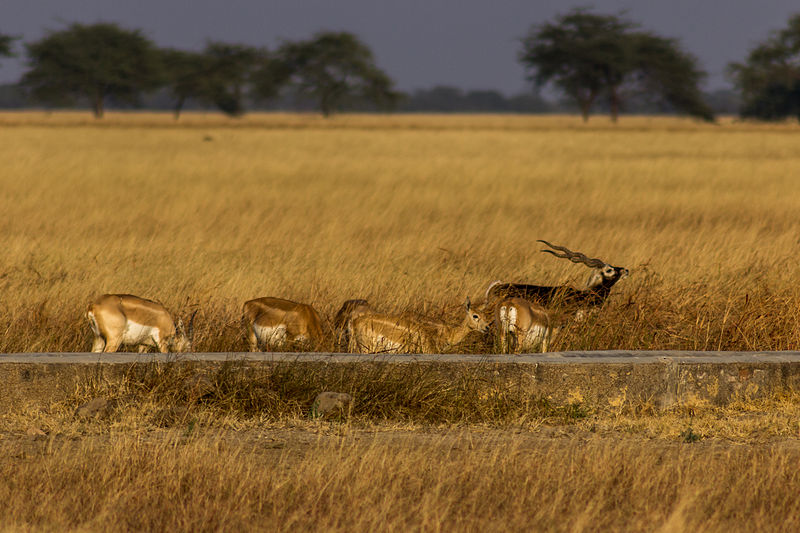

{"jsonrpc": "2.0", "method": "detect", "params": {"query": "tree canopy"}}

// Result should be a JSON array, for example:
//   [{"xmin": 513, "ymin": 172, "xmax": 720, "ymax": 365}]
[
  {"xmin": 22, "ymin": 23, "xmax": 163, "ymax": 117},
  {"xmin": 274, "ymin": 31, "xmax": 398, "ymax": 116},
  {"xmin": 729, "ymin": 14, "xmax": 800, "ymax": 121},
  {"xmin": 519, "ymin": 9, "xmax": 713, "ymax": 122},
  {"xmin": 199, "ymin": 42, "xmax": 261, "ymax": 117},
  {"xmin": 0, "ymin": 17, "xmax": 746, "ymax": 118},
  {"xmin": 160, "ymin": 48, "xmax": 208, "ymax": 118},
  {"xmin": 0, "ymin": 33, "xmax": 16, "ymax": 60}
]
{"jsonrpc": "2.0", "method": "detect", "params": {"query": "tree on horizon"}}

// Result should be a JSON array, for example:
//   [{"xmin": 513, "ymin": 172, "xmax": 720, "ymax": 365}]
[
  {"xmin": 198, "ymin": 42, "xmax": 261, "ymax": 117},
  {"xmin": 22, "ymin": 23, "xmax": 163, "ymax": 118},
  {"xmin": 729, "ymin": 13, "xmax": 800, "ymax": 121},
  {"xmin": 270, "ymin": 31, "xmax": 399, "ymax": 117},
  {"xmin": 519, "ymin": 8, "xmax": 713, "ymax": 122},
  {"xmin": 0, "ymin": 33, "xmax": 16, "ymax": 63}
]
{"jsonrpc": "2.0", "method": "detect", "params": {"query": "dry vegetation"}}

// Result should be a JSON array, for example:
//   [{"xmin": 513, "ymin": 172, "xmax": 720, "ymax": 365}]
[
  {"xmin": 2, "ymin": 112, "xmax": 800, "ymax": 530},
  {"xmin": 0, "ymin": 356, "xmax": 798, "ymax": 532},
  {"xmin": 2, "ymin": 358, "xmax": 800, "ymax": 532},
  {"xmin": 3, "ymin": 428, "xmax": 800, "ymax": 532},
  {"xmin": 3, "ymin": 112, "xmax": 800, "ymax": 353},
  {"xmin": 2, "ymin": 112, "xmax": 800, "ymax": 353}
]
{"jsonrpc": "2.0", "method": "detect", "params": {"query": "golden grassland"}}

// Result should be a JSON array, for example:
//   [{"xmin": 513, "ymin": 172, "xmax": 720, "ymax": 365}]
[
  {"xmin": 3, "ymin": 426, "xmax": 800, "ymax": 532},
  {"xmin": 2, "ymin": 111, "xmax": 800, "ymax": 352},
  {"xmin": 2, "ymin": 360, "xmax": 800, "ymax": 532},
  {"xmin": 1, "ymin": 357, "xmax": 800, "ymax": 532},
  {"xmin": 3, "ymin": 111, "xmax": 800, "ymax": 531}
]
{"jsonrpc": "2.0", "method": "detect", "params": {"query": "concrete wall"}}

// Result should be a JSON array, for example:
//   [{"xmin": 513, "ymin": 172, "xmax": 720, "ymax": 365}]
[{"xmin": 2, "ymin": 351, "xmax": 799, "ymax": 411}]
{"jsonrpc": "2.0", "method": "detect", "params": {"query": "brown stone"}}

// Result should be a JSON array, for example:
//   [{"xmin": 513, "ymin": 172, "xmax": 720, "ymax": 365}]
[
  {"xmin": 312, "ymin": 392, "xmax": 353, "ymax": 418},
  {"xmin": 75, "ymin": 397, "xmax": 113, "ymax": 419}
]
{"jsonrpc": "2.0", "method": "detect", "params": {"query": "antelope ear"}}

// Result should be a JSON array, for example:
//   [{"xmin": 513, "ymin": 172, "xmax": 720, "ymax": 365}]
[{"xmin": 465, "ymin": 296, "xmax": 472, "ymax": 310}]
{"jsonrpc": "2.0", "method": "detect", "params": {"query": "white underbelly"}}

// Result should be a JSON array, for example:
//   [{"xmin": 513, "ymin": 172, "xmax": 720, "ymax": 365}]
[
  {"xmin": 122, "ymin": 321, "xmax": 159, "ymax": 347},
  {"xmin": 255, "ymin": 324, "xmax": 289, "ymax": 345},
  {"xmin": 376, "ymin": 334, "xmax": 404, "ymax": 352},
  {"xmin": 356, "ymin": 332, "xmax": 403, "ymax": 353}
]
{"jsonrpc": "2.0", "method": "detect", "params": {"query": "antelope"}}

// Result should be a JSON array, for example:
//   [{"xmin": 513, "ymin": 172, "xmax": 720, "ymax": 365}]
[
  {"xmin": 87, "ymin": 294, "xmax": 194, "ymax": 353},
  {"xmin": 349, "ymin": 297, "xmax": 490, "ymax": 354},
  {"xmin": 486, "ymin": 240, "xmax": 629, "ymax": 315},
  {"xmin": 333, "ymin": 299, "xmax": 372, "ymax": 351},
  {"xmin": 494, "ymin": 297, "xmax": 552, "ymax": 353},
  {"xmin": 242, "ymin": 297, "xmax": 324, "ymax": 351}
]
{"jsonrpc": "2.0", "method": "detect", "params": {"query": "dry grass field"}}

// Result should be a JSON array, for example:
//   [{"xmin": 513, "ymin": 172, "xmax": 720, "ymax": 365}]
[
  {"xmin": 3, "ymin": 426, "xmax": 800, "ymax": 532},
  {"xmin": 2, "ymin": 363, "xmax": 800, "ymax": 532},
  {"xmin": 2, "ymin": 112, "xmax": 800, "ymax": 353},
  {"xmin": 2, "ymin": 112, "xmax": 800, "ymax": 531}
]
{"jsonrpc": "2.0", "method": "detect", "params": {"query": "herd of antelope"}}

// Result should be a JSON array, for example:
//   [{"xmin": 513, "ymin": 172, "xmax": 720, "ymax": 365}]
[{"xmin": 86, "ymin": 241, "xmax": 629, "ymax": 355}]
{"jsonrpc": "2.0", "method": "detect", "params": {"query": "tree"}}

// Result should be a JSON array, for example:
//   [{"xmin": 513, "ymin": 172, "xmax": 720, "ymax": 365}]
[
  {"xmin": 22, "ymin": 23, "xmax": 163, "ymax": 118},
  {"xmin": 199, "ymin": 42, "xmax": 260, "ymax": 117},
  {"xmin": 519, "ymin": 9, "xmax": 713, "ymax": 122},
  {"xmin": 0, "ymin": 33, "xmax": 16, "ymax": 62},
  {"xmin": 273, "ymin": 31, "xmax": 398, "ymax": 116},
  {"xmin": 629, "ymin": 33, "xmax": 714, "ymax": 121},
  {"xmin": 519, "ymin": 10, "xmax": 631, "ymax": 121},
  {"xmin": 729, "ymin": 14, "xmax": 800, "ymax": 120},
  {"xmin": 161, "ymin": 43, "xmax": 280, "ymax": 118},
  {"xmin": 248, "ymin": 48, "xmax": 292, "ymax": 107},
  {"xmin": 160, "ymin": 48, "xmax": 208, "ymax": 119}
]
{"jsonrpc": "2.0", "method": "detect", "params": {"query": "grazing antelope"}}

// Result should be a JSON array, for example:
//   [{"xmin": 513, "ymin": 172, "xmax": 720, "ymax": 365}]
[
  {"xmin": 495, "ymin": 297, "xmax": 552, "ymax": 353},
  {"xmin": 242, "ymin": 297, "xmax": 324, "ymax": 351},
  {"xmin": 87, "ymin": 294, "xmax": 194, "ymax": 353},
  {"xmin": 333, "ymin": 299, "xmax": 372, "ymax": 351},
  {"xmin": 486, "ymin": 240, "xmax": 629, "ymax": 313},
  {"xmin": 349, "ymin": 297, "xmax": 490, "ymax": 354}
]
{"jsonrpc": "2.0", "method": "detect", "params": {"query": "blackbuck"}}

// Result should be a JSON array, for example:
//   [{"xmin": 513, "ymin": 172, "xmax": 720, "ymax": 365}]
[
  {"xmin": 494, "ymin": 297, "xmax": 552, "ymax": 353},
  {"xmin": 349, "ymin": 297, "xmax": 490, "ymax": 354},
  {"xmin": 486, "ymin": 240, "xmax": 629, "ymax": 314},
  {"xmin": 333, "ymin": 299, "xmax": 372, "ymax": 350},
  {"xmin": 242, "ymin": 297, "xmax": 324, "ymax": 351},
  {"xmin": 87, "ymin": 294, "xmax": 194, "ymax": 353}
]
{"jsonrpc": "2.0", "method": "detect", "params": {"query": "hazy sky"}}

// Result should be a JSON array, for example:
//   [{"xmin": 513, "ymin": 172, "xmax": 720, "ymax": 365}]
[{"xmin": 1, "ymin": 1, "xmax": 798, "ymax": 93}]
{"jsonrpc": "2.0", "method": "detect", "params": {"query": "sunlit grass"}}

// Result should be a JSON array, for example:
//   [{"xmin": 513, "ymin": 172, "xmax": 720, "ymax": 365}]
[{"xmin": 1, "ymin": 112, "xmax": 800, "ymax": 352}]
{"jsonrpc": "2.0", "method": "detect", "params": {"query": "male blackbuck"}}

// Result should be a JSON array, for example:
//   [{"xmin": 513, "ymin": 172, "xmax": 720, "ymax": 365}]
[
  {"xmin": 494, "ymin": 297, "xmax": 552, "ymax": 353},
  {"xmin": 87, "ymin": 294, "xmax": 194, "ymax": 353},
  {"xmin": 333, "ymin": 299, "xmax": 372, "ymax": 350},
  {"xmin": 242, "ymin": 297, "xmax": 324, "ymax": 351},
  {"xmin": 349, "ymin": 297, "xmax": 490, "ymax": 354},
  {"xmin": 486, "ymin": 240, "xmax": 629, "ymax": 314}
]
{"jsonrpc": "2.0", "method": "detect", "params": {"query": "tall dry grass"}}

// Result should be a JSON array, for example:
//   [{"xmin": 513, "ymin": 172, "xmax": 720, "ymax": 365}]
[
  {"xmin": 2, "ymin": 112, "xmax": 800, "ymax": 352},
  {"xmin": 1, "ymin": 350, "xmax": 798, "ymax": 531},
  {"xmin": 2, "ymin": 428, "xmax": 800, "ymax": 532}
]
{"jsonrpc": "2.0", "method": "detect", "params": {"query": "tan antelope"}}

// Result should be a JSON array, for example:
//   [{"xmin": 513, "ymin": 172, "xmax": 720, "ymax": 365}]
[
  {"xmin": 333, "ymin": 299, "xmax": 372, "ymax": 351},
  {"xmin": 494, "ymin": 297, "xmax": 553, "ymax": 354},
  {"xmin": 87, "ymin": 294, "xmax": 194, "ymax": 353},
  {"xmin": 242, "ymin": 297, "xmax": 324, "ymax": 351},
  {"xmin": 349, "ymin": 297, "xmax": 490, "ymax": 354},
  {"xmin": 486, "ymin": 240, "xmax": 629, "ymax": 315}
]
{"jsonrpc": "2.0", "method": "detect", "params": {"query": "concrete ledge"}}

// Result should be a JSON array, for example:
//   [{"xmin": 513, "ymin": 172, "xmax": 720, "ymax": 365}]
[
  {"xmin": 2, "ymin": 351, "xmax": 799, "ymax": 410},
  {"xmin": 4, "ymin": 350, "xmax": 800, "ymax": 364}
]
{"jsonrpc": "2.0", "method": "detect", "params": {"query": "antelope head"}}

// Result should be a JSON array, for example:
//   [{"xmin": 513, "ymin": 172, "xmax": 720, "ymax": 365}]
[
  {"xmin": 464, "ymin": 297, "xmax": 491, "ymax": 334},
  {"xmin": 174, "ymin": 310, "xmax": 197, "ymax": 352},
  {"xmin": 538, "ymin": 240, "xmax": 629, "ymax": 290}
]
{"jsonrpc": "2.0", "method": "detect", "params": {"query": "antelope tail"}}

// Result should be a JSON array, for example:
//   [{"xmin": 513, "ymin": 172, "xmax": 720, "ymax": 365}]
[{"xmin": 87, "ymin": 308, "xmax": 101, "ymax": 337}]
